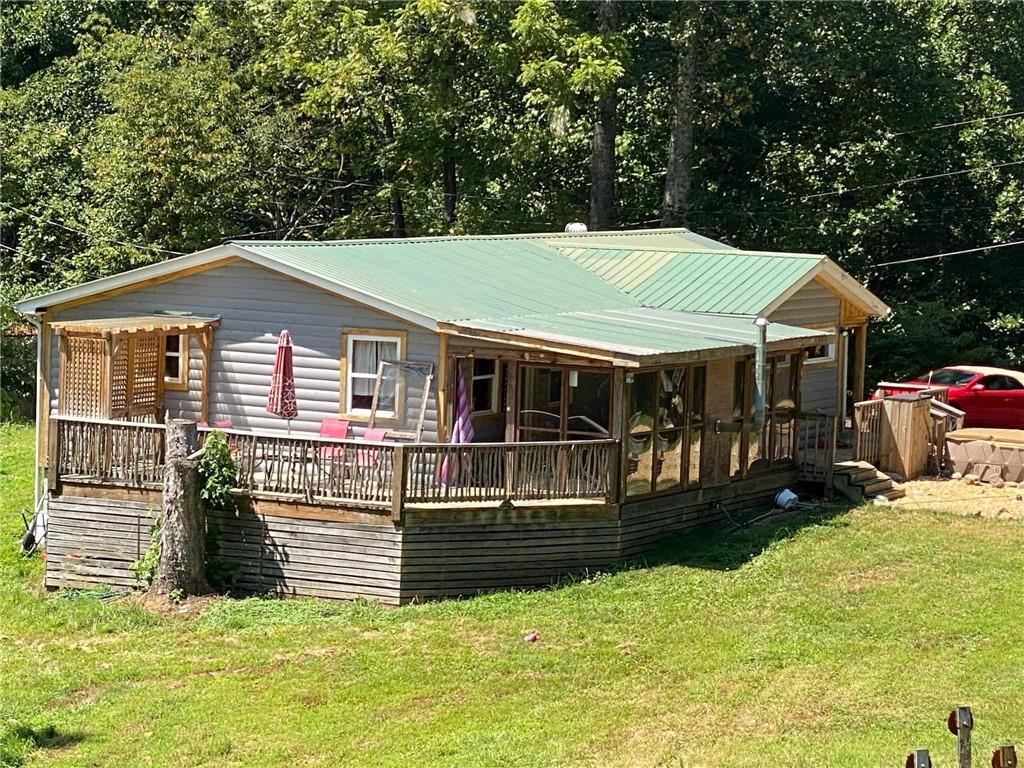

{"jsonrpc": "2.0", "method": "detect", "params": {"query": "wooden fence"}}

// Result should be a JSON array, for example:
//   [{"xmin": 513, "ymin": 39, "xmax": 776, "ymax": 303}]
[{"xmin": 50, "ymin": 417, "xmax": 619, "ymax": 508}]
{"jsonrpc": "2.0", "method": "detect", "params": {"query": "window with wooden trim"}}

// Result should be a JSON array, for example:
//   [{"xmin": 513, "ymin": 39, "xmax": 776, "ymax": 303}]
[
  {"xmin": 341, "ymin": 330, "xmax": 405, "ymax": 417},
  {"xmin": 805, "ymin": 342, "xmax": 835, "ymax": 365},
  {"xmin": 625, "ymin": 365, "xmax": 706, "ymax": 498},
  {"xmin": 164, "ymin": 334, "xmax": 188, "ymax": 390},
  {"xmin": 470, "ymin": 358, "xmax": 500, "ymax": 415}
]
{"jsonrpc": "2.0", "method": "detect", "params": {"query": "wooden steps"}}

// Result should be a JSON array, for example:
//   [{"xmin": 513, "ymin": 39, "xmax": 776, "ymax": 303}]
[{"xmin": 832, "ymin": 460, "xmax": 906, "ymax": 502}]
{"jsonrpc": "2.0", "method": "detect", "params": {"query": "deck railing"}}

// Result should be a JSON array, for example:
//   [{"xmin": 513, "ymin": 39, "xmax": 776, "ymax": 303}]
[
  {"xmin": 50, "ymin": 417, "xmax": 618, "ymax": 508},
  {"xmin": 50, "ymin": 415, "xmax": 166, "ymax": 487},
  {"xmin": 853, "ymin": 399, "xmax": 885, "ymax": 465},
  {"xmin": 793, "ymin": 411, "xmax": 837, "ymax": 484},
  {"xmin": 403, "ymin": 440, "xmax": 618, "ymax": 504}
]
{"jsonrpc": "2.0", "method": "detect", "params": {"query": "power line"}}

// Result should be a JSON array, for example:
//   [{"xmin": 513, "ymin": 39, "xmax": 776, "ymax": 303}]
[
  {"xmin": 875, "ymin": 239, "xmax": 1024, "ymax": 267},
  {"xmin": 889, "ymin": 109, "xmax": 1024, "ymax": 138},
  {"xmin": 799, "ymin": 159, "xmax": 1024, "ymax": 201},
  {"xmin": 0, "ymin": 201, "xmax": 184, "ymax": 256}
]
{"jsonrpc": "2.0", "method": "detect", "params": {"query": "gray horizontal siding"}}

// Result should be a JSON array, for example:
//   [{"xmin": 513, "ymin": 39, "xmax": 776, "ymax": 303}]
[
  {"xmin": 769, "ymin": 278, "xmax": 840, "ymax": 327},
  {"xmin": 48, "ymin": 260, "xmax": 440, "ymax": 440},
  {"xmin": 769, "ymin": 278, "xmax": 840, "ymax": 418}
]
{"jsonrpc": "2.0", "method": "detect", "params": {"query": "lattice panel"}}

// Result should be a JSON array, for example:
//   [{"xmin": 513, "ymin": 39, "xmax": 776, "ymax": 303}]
[
  {"xmin": 110, "ymin": 339, "xmax": 130, "ymax": 417},
  {"xmin": 59, "ymin": 336, "xmax": 106, "ymax": 418},
  {"xmin": 130, "ymin": 335, "xmax": 160, "ymax": 415}
]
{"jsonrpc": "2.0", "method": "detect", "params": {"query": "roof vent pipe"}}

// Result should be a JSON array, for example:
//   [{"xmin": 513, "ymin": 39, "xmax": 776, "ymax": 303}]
[{"xmin": 751, "ymin": 317, "xmax": 769, "ymax": 439}]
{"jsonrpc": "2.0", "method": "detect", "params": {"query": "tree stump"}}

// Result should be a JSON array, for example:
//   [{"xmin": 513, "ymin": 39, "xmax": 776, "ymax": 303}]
[{"xmin": 151, "ymin": 420, "xmax": 208, "ymax": 597}]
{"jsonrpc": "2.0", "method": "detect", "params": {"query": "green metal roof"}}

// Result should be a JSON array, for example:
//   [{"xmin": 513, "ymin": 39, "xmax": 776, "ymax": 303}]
[
  {"xmin": 556, "ymin": 246, "xmax": 823, "ymax": 315},
  {"xmin": 457, "ymin": 308, "xmax": 831, "ymax": 360},
  {"xmin": 236, "ymin": 239, "xmax": 637, "ymax": 324},
  {"xmin": 18, "ymin": 227, "xmax": 874, "ymax": 364}
]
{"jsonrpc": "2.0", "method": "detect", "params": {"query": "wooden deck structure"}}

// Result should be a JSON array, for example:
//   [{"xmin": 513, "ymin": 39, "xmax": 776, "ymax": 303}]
[{"xmin": 44, "ymin": 414, "xmax": 832, "ymax": 603}]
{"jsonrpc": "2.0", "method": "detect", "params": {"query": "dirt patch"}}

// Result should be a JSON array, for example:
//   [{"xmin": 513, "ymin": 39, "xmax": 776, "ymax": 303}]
[
  {"xmin": 136, "ymin": 591, "xmax": 223, "ymax": 616},
  {"xmin": 891, "ymin": 477, "xmax": 1024, "ymax": 521}
]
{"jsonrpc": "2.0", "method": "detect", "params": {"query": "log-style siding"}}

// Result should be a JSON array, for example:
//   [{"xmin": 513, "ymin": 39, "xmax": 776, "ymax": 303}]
[{"xmin": 47, "ymin": 260, "xmax": 440, "ymax": 440}]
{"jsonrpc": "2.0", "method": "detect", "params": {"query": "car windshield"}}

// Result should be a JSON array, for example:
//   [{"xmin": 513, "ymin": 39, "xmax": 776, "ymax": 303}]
[{"xmin": 920, "ymin": 368, "xmax": 977, "ymax": 387}]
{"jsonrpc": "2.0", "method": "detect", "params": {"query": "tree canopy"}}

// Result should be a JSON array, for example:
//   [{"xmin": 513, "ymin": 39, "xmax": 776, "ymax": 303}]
[{"xmin": 2, "ymin": 0, "xmax": 1023, "ymax": 382}]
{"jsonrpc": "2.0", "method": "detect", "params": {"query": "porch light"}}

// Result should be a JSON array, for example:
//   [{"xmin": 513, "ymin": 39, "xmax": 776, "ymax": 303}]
[{"xmin": 568, "ymin": 370, "xmax": 579, "ymax": 388}]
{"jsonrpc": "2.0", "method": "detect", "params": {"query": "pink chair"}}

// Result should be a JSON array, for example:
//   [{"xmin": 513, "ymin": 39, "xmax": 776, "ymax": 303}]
[
  {"xmin": 318, "ymin": 419, "xmax": 350, "ymax": 460},
  {"xmin": 214, "ymin": 419, "xmax": 233, "ymax": 429},
  {"xmin": 357, "ymin": 427, "xmax": 388, "ymax": 467}
]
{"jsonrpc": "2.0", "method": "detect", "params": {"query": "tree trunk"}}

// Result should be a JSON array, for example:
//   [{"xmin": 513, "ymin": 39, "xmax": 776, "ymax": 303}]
[
  {"xmin": 589, "ymin": 0, "xmax": 618, "ymax": 231},
  {"xmin": 382, "ymin": 108, "xmax": 407, "ymax": 237},
  {"xmin": 442, "ymin": 152, "xmax": 457, "ymax": 226},
  {"xmin": 152, "ymin": 420, "xmax": 207, "ymax": 597},
  {"xmin": 662, "ymin": 4, "xmax": 701, "ymax": 228}
]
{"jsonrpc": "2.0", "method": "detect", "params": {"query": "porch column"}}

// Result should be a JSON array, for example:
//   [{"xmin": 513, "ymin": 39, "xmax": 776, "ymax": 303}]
[{"xmin": 852, "ymin": 324, "xmax": 867, "ymax": 404}]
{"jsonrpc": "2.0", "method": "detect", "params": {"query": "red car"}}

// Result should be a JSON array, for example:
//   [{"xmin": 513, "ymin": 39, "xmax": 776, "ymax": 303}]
[{"xmin": 883, "ymin": 366, "xmax": 1024, "ymax": 429}]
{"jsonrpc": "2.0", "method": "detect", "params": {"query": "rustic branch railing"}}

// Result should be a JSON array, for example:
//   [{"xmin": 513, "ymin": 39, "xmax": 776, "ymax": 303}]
[
  {"xmin": 51, "ymin": 415, "xmax": 166, "ymax": 486},
  {"xmin": 51, "ymin": 418, "xmax": 619, "ymax": 509},
  {"xmin": 208, "ymin": 428, "xmax": 398, "ymax": 505},
  {"xmin": 794, "ymin": 411, "xmax": 837, "ymax": 484},
  {"xmin": 403, "ymin": 439, "xmax": 618, "ymax": 504}
]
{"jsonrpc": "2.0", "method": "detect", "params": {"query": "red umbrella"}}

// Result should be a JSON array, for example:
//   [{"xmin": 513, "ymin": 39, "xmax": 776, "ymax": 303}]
[{"xmin": 267, "ymin": 330, "xmax": 298, "ymax": 423}]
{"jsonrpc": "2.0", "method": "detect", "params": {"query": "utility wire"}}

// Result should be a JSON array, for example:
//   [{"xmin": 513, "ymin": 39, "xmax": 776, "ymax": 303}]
[
  {"xmin": 799, "ymin": 159, "xmax": 1024, "ymax": 201},
  {"xmin": 875, "ymin": 239, "xmax": 1024, "ymax": 267},
  {"xmin": 0, "ymin": 201, "xmax": 184, "ymax": 256}
]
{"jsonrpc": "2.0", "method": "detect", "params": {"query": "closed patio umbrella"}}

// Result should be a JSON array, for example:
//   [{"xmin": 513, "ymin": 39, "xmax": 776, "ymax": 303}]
[
  {"xmin": 441, "ymin": 363, "xmax": 474, "ymax": 485},
  {"xmin": 267, "ymin": 330, "xmax": 298, "ymax": 427}
]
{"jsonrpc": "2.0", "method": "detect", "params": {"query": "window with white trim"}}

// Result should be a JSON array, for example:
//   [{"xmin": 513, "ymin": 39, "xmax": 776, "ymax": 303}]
[
  {"xmin": 806, "ymin": 342, "xmax": 835, "ymax": 364},
  {"xmin": 346, "ymin": 334, "xmax": 402, "ymax": 415},
  {"xmin": 470, "ymin": 358, "xmax": 500, "ymax": 415},
  {"xmin": 164, "ymin": 334, "xmax": 188, "ymax": 389}
]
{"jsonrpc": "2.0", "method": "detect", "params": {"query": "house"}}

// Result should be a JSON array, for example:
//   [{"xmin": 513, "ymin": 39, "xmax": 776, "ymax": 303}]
[{"xmin": 15, "ymin": 228, "xmax": 889, "ymax": 603}]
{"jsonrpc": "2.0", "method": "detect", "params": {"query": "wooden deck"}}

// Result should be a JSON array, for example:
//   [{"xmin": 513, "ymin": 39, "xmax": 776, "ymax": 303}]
[{"xmin": 43, "ymin": 415, "xmax": 833, "ymax": 602}]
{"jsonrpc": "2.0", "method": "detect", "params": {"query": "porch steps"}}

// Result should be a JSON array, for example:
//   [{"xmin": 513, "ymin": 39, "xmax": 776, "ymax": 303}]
[{"xmin": 832, "ymin": 460, "xmax": 906, "ymax": 502}]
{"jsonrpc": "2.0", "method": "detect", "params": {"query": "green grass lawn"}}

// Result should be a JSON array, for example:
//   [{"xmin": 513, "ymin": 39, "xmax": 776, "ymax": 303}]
[{"xmin": 1, "ymin": 422, "xmax": 1023, "ymax": 767}]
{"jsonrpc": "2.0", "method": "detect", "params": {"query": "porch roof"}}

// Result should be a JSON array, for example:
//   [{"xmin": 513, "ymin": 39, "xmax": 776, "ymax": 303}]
[
  {"xmin": 50, "ymin": 314, "xmax": 220, "ymax": 337},
  {"xmin": 443, "ymin": 308, "xmax": 833, "ymax": 365}
]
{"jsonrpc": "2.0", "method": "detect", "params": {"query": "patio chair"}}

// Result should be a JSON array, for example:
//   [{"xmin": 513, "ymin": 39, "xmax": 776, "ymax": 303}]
[
  {"xmin": 356, "ymin": 427, "xmax": 388, "ymax": 468},
  {"xmin": 317, "ymin": 419, "xmax": 351, "ymax": 461}
]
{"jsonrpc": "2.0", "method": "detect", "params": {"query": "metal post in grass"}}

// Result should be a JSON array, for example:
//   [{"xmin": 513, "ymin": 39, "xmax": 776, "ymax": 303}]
[
  {"xmin": 947, "ymin": 706, "xmax": 973, "ymax": 768},
  {"xmin": 992, "ymin": 745, "xmax": 1018, "ymax": 768},
  {"xmin": 906, "ymin": 748, "xmax": 932, "ymax": 768}
]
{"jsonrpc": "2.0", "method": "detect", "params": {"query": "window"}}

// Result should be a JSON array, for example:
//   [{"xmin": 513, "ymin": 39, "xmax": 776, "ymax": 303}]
[
  {"xmin": 806, "ymin": 342, "xmax": 835, "ymax": 365},
  {"xmin": 163, "ymin": 334, "xmax": 188, "ymax": 390},
  {"xmin": 625, "ymin": 365, "xmax": 706, "ymax": 498},
  {"xmin": 471, "ymin": 359, "xmax": 500, "ymax": 414},
  {"xmin": 518, "ymin": 365, "xmax": 610, "ymax": 442},
  {"xmin": 343, "ymin": 331, "xmax": 404, "ymax": 416},
  {"xmin": 980, "ymin": 375, "xmax": 1023, "ymax": 391},
  {"xmin": 731, "ymin": 353, "xmax": 802, "ymax": 476}
]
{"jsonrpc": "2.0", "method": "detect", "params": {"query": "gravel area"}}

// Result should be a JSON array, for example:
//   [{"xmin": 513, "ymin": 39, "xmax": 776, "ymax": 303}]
[{"xmin": 890, "ymin": 476, "xmax": 1024, "ymax": 521}]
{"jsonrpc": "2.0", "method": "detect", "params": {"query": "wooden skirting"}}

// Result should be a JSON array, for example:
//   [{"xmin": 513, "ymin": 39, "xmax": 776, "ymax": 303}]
[
  {"xmin": 44, "ymin": 468, "xmax": 798, "ymax": 603},
  {"xmin": 209, "ymin": 508, "xmax": 403, "ymax": 605},
  {"xmin": 46, "ymin": 495, "xmax": 156, "ymax": 590}
]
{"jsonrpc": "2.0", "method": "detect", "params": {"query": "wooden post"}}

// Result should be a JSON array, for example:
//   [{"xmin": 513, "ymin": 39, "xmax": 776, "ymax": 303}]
[
  {"xmin": 853, "ymin": 323, "xmax": 868, "ymax": 404},
  {"xmin": 198, "ymin": 328, "xmax": 212, "ymax": 424},
  {"xmin": 152, "ymin": 420, "xmax": 207, "ymax": 597},
  {"xmin": 46, "ymin": 418, "xmax": 60, "ymax": 492},
  {"xmin": 992, "ymin": 746, "xmax": 1018, "ymax": 768},
  {"xmin": 390, "ymin": 444, "xmax": 406, "ymax": 524},
  {"xmin": 948, "ymin": 706, "xmax": 973, "ymax": 768},
  {"xmin": 906, "ymin": 748, "xmax": 931, "ymax": 768}
]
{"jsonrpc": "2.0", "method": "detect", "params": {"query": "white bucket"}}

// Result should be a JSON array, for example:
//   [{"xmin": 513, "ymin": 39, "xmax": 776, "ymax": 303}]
[{"xmin": 774, "ymin": 488, "xmax": 798, "ymax": 510}]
